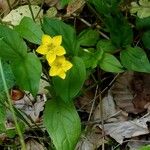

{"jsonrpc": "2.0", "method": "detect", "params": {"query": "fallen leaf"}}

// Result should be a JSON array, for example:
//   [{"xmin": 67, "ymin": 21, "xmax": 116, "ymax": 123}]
[
  {"xmin": 66, "ymin": 0, "xmax": 85, "ymax": 16},
  {"xmin": 26, "ymin": 138, "xmax": 45, "ymax": 150},
  {"xmin": 130, "ymin": 0, "xmax": 150, "ymax": 18},
  {"xmin": 2, "ymin": 5, "xmax": 43, "ymax": 25},
  {"xmin": 100, "ymin": 115, "xmax": 150, "ymax": 144},
  {"xmin": 76, "ymin": 126, "xmax": 107, "ymax": 150},
  {"xmin": 111, "ymin": 72, "xmax": 142, "ymax": 114},
  {"xmin": 93, "ymin": 91, "xmax": 119, "ymax": 122}
]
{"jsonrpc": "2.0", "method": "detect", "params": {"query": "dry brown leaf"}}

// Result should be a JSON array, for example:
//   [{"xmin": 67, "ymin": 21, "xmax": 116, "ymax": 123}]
[
  {"xmin": 100, "ymin": 115, "xmax": 150, "ymax": 144},
  {"xmin": 2, "ymin": 5, "xmax": 43, "ymax": 25},
  {"xmin": 76, "ymin": 91, "xmax": 95, "ymax": 113},
  {"xmin": 66, "ymin": 0, "xmax": 85, "ymax": 16},
  {"xmin": 45, "ymin": 0, "xmax": 59, "ymax": 6},
  {"xmin": 112, "ymin": 72, "xmax": 150, "ymax": 114},
  {"xmin": 111, "ymin": 72, "xmax": 140, "ymax": 114},
  {"xmin": 93, "ymin": 92, "xmax": 118, "ymax": 123},
  {"xmin": 76, "ymin": 126, "xmax": 107, "ymax": 150},
  {"xmin": 26, "ymin": 139, "xmax": 45, "ymax": 150}
]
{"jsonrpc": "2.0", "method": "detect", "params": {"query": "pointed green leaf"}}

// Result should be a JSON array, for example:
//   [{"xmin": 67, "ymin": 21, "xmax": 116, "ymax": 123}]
[
  {"xmin": 0, "ymin": 25, "xmax": 27, "ymax": 60},
  {"xmin": 99, "ymin": 53, "xmax": 124, "ymax": 73},
  {"xmin": 120, "ymin": 47, "xmax": 150, "ymax": 72},
  {"xmin": 53, "ymin": 57, "xmax": 86, "ymax": 102},
  {"xmin": 11, "ymin": 53, "xmax": 42, "ymax": 96},
  {"xmin": 15, "ymin": 17, "xmax": 44, "ymax": 44},
  {"xmin": 44, "ymin": 99, "xmax": 81, "ymax": 150},
  {"xmin": 142, "ymin": 30, "xmax": 150, "ymax": 49},
  {"xmin": 78, "ymin": 29, "xmax": 99, "ymax": 46}
]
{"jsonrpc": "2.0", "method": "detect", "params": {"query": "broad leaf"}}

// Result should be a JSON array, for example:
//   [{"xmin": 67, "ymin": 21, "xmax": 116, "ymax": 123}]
[
  {"xmin": 42, "ymin": 18, "xmax": 78, "ymax": 55},
  {"xmin": 0, "ymin": 25, "xmax": 27, "ymax": 60},
  {"xmin": 120, "ymin": 47, "xmax": 150, "ymax": 72},
  {"xmin": 142, "ymin": 30, "xmax": 150, "ymax": 49},
  {"xmin": 60, "ymin": 0, "xmax": 71, "ymax": 7},
  {"xmin": 89, "ymin": 0, "xmax": 121, "ymax": 14},
  {"xmin": 136, "ymin": 17, "xmax": 150, "ymax": 29},
  {"xmin": 99, "ymin": 53, "xmax": 124, "ymax": 73},
  {"xmin": 130, "ymin": 0, "xmax": 150, "ymax": 18},
  {"xmin": 81, "ymin": 49, "xmax": 104, "ymax": 68},
  {"xmin": 0, "ymin": 60, "xmax": 15, "ymax": 100},
  {"xmin": 105, "ymin": 14, "xmax": 133, "ymax": 48},
  {"xmin": 15, "ymin": 17, "xmax": 44, "ymax": 44},
  {"xmin": 97, "ymin": 39, "xmax": 116, "ymax": 53},
  {"xmin": 11, "ymin": 53, "xmax": 42, "ymax": 96},
  {"xmin": 44, "ymin": 99, "xmax": 81, "ymax": 150},
  {"xmin": 78, "ymin": 29, "xmax": 99, "ymax": 46},
  {"xmin": 53, "ymin": 57, "xmax": 86, "ymax": 102}
]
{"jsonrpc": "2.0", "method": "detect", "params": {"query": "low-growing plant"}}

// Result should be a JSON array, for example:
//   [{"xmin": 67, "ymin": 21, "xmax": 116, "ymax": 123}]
[{"xmin": 0, "ymin": 0, "xmax": 150, "ymax": 149}]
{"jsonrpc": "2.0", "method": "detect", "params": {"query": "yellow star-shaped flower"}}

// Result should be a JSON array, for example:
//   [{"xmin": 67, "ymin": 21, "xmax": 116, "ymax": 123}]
[
  {"xmin": 49, "ymin": 56, "xmax": 73, "ymax": 79},
  {"xmin": 36, "ymin": 34, "xmax": 66, "ymax": 64}
]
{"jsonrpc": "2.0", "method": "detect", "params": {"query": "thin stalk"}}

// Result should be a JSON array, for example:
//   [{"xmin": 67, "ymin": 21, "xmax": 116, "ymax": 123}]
[
  {"xmin": 6, "ymin": 0, "xmax": 12, "ymax": 10},
  {"xmin": 26, "ymin": 0, "xmax": 35, "ymax": 21},
  {"xmin": 0, "ymin": 59, "xmax": 26, "ymax": 150}
]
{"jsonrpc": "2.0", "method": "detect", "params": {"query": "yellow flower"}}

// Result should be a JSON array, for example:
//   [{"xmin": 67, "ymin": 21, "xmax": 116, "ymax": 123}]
[
  {"xmin": 36, "ymin": 34, "xmax": 66, "ymax": 64},
  {"xmin": 49, "ymin": 56, "xmax": 73, "ymax": 79}
]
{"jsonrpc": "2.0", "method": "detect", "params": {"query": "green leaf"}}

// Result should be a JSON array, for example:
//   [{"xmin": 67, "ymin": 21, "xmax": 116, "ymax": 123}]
[
  {"xmin": 99, "ymin": 53, "xmax": 124, "ymax": 73},
  {"xmin": 0, "ymin": 61, "xmax": 15, "ymax": 93},
  {"xmin": 43, "ymin": 99, "xmax": 81, "ymax": 150},
  {"xmin": 0, "ymin": 104, "xmax": 6, "ymax": 132},
  {"xmin": 15, "ymin": 17, "xmax": 44, "ymax": 44},
  {"xmin": 96, "ymin": 39, "xmax": 116, "ymax": 53},
  {"xmin": 105, "ymin": 14, "xmax": 133, "ymax": 48},
  {"xmin": 139, "ymin": 145, "xmax": 150, "ymax": 150},
  {"xmin": 130, "ymin": 0, "xmax": 150, "ymax": 18},
  {"xmin": 0, "ymin": 25, "xmax": 27, "ymax": 60},
  {"xmin": 120, "ymin": 47, "xmax": 150, "ymax": 72},
  {"xmin": 53, "ymin": 57, "xmax": 86, "ymax": 102},
  {"xmin": 0, "ymin": 60, "xmax": 15, "ymax": 100},
  {"xmin": 81, "ymin": 49, "xmax": 104, "ymax": 68},
  {"xmin": 11, "ymin": 53, "xmax": 42, "ymax": 96},
  {"xmin": 78, "ymin": 29, "xmax": 99, "ymax": 46},
  {"xmin": 89, "ymin": 0, "xmax": 121, "ymax": 14},
  {"xmin": 42, "ymin": 18, "xmax": 78, "ymax": 55},
  {"xmin": 142, "ymin": 30, "xmax": 150, "ymax": 49},
  {"xmin": 136, "ymin": 17, "xmax": 150, "ymax": 29},
  {"xmin": 60, "ymin": 0, "xmax": 71, "ymax": 7}
]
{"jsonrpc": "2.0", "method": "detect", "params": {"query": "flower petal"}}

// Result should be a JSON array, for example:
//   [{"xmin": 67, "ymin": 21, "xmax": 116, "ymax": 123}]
[
  {"xmin": 46, "ymin": 51, "xmax": 56, "ymax": 65},
  {"xmin": 52, "ymin": 35, "xmax": 62, "ymax": 46},
  {"xmin": 42, "ymin": 34, "xmax": 52, "ymax": 45},
  {"xmin": 58, "ymin": 71, "xmax": 66, "ymax": 79},
  {"xmin": 63, "ymin": 60, "xmax": 73, "ymax": 71},
  {"xmin": 49, "ymin": 67, "xmax": 58, "ymax": 76},
  {"xmin": 55, "ymin": 46, "xmax": 66, "ymax": 56},
  {"xmin": 36, "ymin": 45, "xmax": 49, "ymax": 55}
]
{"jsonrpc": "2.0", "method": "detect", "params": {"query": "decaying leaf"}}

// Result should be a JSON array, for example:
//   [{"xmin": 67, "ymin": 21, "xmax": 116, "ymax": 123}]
[
  {"xmin": 76, "ymin": 126, "xmax": 107, "ymax": 150},
  {"xmin": 26, "ymin": 139, "xmax": 45, "ymax": 150},
  {"xmin": 2, "ymin": 5, "xmax": 43, "ymax": 25},
  {"xmin": 93, "ymin": 92, "xmax": 119, "ymax": 123},
  {"xmin": 66, "ymin": 0, "xmax": 85, "ymax": 16},
  {"xmin": 130, "ymin": 0, "xmax": 150, "ymax": 18},
  {"xmin": 112, "ymin": 72, "xmax": 150, "ymax": 114},
  {"xmin": 100, "ymin": 115, "xmax": 150, "ymax": 144}
]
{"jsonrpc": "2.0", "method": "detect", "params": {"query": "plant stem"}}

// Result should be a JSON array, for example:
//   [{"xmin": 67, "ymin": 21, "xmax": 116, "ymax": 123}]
[
  {"xmin": 6, "ymin": 0, "xmax": 12, "ymax": 10},
  {"xmin": 26, "ymin": 0, "xmax": 35, "ymax": 21},
  {"xmin": 0, "ymin": 59, "xmax": 26, "ymax": 150}
]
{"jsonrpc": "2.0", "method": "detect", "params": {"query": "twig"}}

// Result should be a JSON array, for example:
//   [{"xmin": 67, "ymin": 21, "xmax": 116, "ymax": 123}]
[
  {"xmin": 88, "ymin": 85, "xmax": 99, "ymax": 121},
  {"xmin": 6, "ymin": 0, "xmax": 12, "ymax": 10},
  {"xmin": 0, "ymin": 59, "xmax": 26, "ymax": 150},
  {"xmin": 99, "ymin": 91, "xmax": 105, "ymax": 150},
  {"xmin": 35, "ymin": 0, "xmax": 45, "ymax": 19},
  {"xmin": 26, "ymin": 0, "xmax": 35, "ymax": 21}
]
